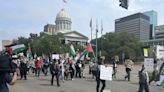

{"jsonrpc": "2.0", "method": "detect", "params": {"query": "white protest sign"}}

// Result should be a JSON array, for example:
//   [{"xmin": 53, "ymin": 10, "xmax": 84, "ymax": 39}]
[
  {"xmin": 52, "ymin": 54, "xmax": 59, "ymax": 60},
  {"xmin": 100, "ymin": 65, "xmax": 113, "ymax": 81},
  {"xmin": 144, "ymin": 58, "xmax": 154, "ymax": 72}
]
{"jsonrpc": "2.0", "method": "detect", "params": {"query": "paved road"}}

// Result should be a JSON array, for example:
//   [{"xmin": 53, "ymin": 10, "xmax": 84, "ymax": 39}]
[{"xmin": 9, "ymin": 65, "xmax": 164, "ymax": 92}]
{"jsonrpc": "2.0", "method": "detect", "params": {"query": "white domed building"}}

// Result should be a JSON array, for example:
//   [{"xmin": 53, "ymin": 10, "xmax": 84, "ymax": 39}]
[
  {"xmin": 43, "ymin": 9, "xmax": 88, "ymax": 45},
  {"xmin": 55, "ymin": 9, "xmax": 72, "ymax": 33}
]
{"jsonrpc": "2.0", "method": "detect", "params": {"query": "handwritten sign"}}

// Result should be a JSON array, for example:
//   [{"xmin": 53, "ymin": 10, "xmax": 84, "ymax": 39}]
[
  {"xmin": 144, "ymin": 58, "xmax": 154, "ymax": 72},
  {"xmin": 100, "ymin": 65, "xmax": 113, "ymax": 81}
]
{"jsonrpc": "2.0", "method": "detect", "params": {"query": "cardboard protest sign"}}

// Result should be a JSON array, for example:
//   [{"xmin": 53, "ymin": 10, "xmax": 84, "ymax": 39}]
[
  {"xmin": 52, "ymin": 54, "xmax": 59, "ymax": 60},
  {"xmin": 144, "ymin": 58, "xmax": 154, "ymax": 72},
  {"xmin": 100, "ymin": 65, "xmax": 113, "ymax": 81}
]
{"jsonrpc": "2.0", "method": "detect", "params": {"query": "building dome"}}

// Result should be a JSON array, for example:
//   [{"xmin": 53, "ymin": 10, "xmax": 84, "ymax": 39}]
[
  {"xmin": 55, "ymin": 9, "xmax": 72, "ymax": 33},
  {"xmin": 56, "ymin": 9, "xmax": 71, "ymax": 21}
]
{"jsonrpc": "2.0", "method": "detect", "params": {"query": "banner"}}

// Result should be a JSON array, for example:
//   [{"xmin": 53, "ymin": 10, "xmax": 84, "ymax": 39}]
[{"xmin": 100, "ymin": 65, "xmax": 113, "ymax": 81}]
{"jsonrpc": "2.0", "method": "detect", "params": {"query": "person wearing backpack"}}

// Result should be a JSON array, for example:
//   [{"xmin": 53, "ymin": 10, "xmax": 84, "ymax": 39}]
[
  {"xmin": 138, "ymin": 65, "xmax": 149, "ymax": 92},
  {"xmin": 92, "ymin": 61, "xmax": 98, "ymax": 79},
  {"xmin": 50, "ymin": 59, "xmax": 60, "ymax": 87}
]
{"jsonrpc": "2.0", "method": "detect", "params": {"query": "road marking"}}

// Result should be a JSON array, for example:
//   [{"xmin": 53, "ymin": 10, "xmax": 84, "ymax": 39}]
[{"xmin": 103, "ymin": 90, "xmax": 111, "ymax": 92}]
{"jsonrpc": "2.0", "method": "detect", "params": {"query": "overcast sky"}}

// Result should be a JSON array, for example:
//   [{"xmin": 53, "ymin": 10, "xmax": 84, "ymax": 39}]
[{"xmin": 0, "ymin": 0, "xmax": 164, "ymax": 49}]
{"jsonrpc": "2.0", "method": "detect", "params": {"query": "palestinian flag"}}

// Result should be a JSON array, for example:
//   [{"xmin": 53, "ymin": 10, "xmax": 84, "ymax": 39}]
[
  {"xmin": 27, "ymin": 44, "xmax": 33, "ymax": 61},
  {"xmin": 69, "ymin": 44, "xmax": 76, "ymax": 57},
  {"xmin": 79, "ymin": 42, "xmax": 93, "ymax": 60},
  {"xmin": 5, "ymin": 44, "xmax": 25, "ymax": 54}
]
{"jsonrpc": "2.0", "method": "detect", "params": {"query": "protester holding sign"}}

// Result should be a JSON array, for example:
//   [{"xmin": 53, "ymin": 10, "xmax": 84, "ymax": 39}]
[{"xmin": 95, "ymin": 57, "xmax": 106, "ymax": 92}]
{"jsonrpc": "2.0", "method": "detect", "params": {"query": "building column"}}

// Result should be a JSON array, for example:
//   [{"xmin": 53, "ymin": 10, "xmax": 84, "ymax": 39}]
[{"xmin": 66, "ymin": 22, "xmax": 68, "ymax": 30}]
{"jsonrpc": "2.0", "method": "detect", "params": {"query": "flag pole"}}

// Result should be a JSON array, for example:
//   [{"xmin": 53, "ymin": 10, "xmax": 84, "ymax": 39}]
[
  {"xmin": 96, "ymin": 19, "xmax": 98, "ymax": 61},
  {"xmin": 90, "ymin": 18, "xmax": 93, "ymax": 40},
  {"xmin": 100, "ymin": 19, "xmax": 103, "ymax": 57}
]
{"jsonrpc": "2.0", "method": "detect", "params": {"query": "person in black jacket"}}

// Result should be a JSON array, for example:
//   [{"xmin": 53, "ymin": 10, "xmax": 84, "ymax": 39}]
[
  {"xmin": 138, "ymin": 65, "xmax": 149, "ymax": 92},
  {"xmin": 75, "ymin": 61, "xmax": 81, "ymax": 78},
  {"xmin": 69, "ymin": 63, "xmax": 74, "ymax": 80},
  {"xmin": 19, "ymin": 60, "xmax": 27, "ymax": 80},
  {"xmin": 50, "ymin": 59, "xmax": 60, "ymax": 87},
  {"xmin": 96, "ymin": 57, "xmax": 106, "ymax": 92},
  {"xmin": 0, "ymin": 51, "xmax": 17, "ymax": 92},
  {"xmin": 0, "ymin": 72, "xmax": 17, "ymax": 92}
]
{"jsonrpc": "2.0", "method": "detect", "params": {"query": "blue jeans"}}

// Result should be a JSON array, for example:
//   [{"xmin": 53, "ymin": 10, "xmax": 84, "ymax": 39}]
[{"xmin": 43, "ymin": 67, "xmax": 48, "ymax": 76}]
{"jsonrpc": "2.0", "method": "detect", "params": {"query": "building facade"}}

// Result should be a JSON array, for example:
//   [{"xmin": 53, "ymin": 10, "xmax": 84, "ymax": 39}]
[
  {"xmin": 155, "ymin": 25, "xmax": 164, "ymax": 39},
  {"xmin": 143, "ymin": 10, "xmax": 158, "ymax": 39},
  {"xmin": 142, "ymin": 25, "xmax": 164, "ymax": 47},
  {"xmin": 44, "ymin": 24, "xmax": 56, "ymax": 35},
  {"xmin": 115, "ymin": 13, "xmax": 150, "ymax": 41}
]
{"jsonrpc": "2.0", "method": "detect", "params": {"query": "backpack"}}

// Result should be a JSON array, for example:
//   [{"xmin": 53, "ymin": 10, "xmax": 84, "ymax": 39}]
[{"xmin": 0, "ymin": 54, "xmax": 16, "ymax": 72}]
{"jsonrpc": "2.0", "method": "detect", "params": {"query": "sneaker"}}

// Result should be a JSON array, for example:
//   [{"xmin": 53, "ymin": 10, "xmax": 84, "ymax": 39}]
[{"xmin": 124, "ymin": 77, "xmax": 126, "ymax": 80}]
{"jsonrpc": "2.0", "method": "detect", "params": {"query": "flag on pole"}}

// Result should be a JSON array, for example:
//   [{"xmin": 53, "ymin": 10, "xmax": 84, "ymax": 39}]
[
  {"xmin": 69, "ymin": 44, "xmax": 76, "ymax": 57},
  {"xmin": 101, "ymin": 19, "xmax": 103, "ymax": 35},
  {"xmin": 79, "ymin": 42, "xmax": 93, "ymax": 60},
  {"xmin": 96, "ymin": 19, "xmax": 98, "ymax": 32},
  {"xmin": 90, "ymin": 18, "xmax": 93, "ymax": 40},
  {"xmin": 27, "ymin": 44, "xmax": 33, "ymax": 61},
  {"xmin": 63, "ymin": 0, "xmax": 67, "ymax": 3},
  {"xmin": 90, "ymin": 18, "xmax": 92, "ymax": 28},
  {"xmin": 5, "ymin": 44, "xmax": 25, "ymax": 54},
  {"xmin": 27, "ymin": 44, "xmax": 32, "ymax": 53}
]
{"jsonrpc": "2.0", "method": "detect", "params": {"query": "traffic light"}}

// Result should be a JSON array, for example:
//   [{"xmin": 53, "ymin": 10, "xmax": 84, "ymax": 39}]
[{"xmin": 119, "ymin": 0, "xmax": 128, "ymax": 9}]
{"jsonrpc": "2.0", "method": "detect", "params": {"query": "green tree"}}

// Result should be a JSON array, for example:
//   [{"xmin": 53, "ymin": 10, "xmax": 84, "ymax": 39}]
[{"xmin": 92, "ymin": 32, "xmax": 143, "ymax": 62}]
